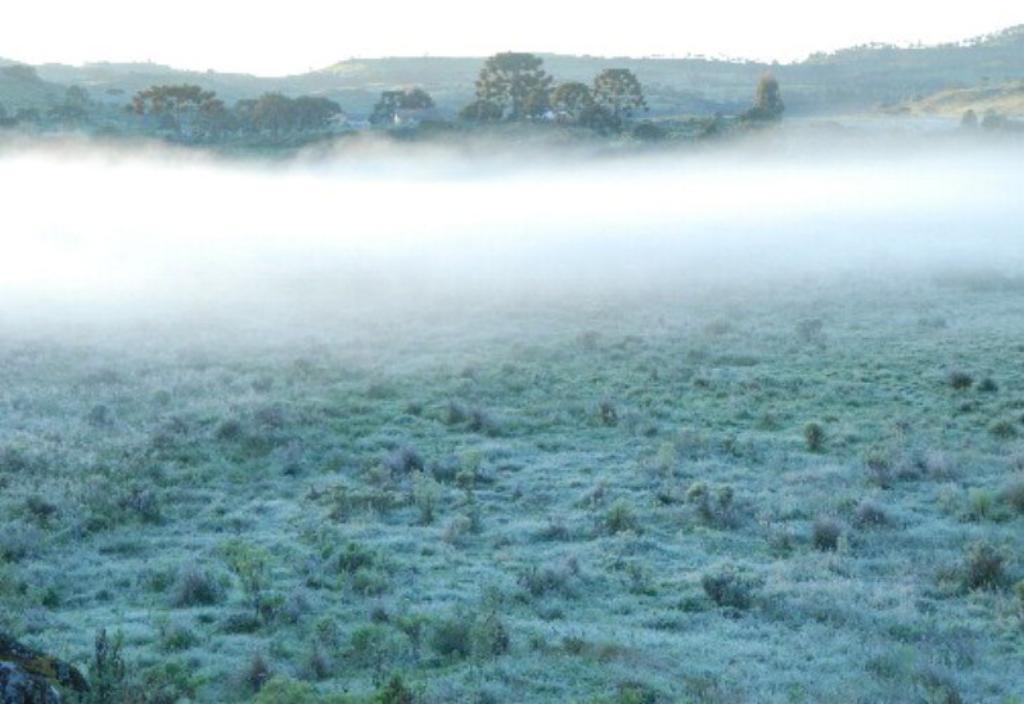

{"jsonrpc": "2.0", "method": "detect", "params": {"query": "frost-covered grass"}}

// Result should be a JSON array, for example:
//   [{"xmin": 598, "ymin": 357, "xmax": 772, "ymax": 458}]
[{"xmin": 1, "ymin": 274, "xmax": 1023, "ymax": 703}]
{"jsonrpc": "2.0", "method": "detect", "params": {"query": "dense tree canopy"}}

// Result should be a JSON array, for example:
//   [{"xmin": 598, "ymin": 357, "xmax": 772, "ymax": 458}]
[
  {"xmin": 474, "ymin": 52, "xmax": 552, "ymax": 120},
  {"xmin": 592, "ymin": 69, "xmax": 648, "ymax": 123},
  {"xmin": 550, "ymin": 82, "xmax": 594, "ymax": 123},
  {"xmin": 370, "ymin": 88, "xmax": 435, "ymax": 125}
]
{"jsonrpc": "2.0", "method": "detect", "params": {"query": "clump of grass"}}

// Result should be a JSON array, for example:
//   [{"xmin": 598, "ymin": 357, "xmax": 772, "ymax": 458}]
[
  {"xmin": 811, "ymin": 516, "xmax": 842, "ymax": 551},
  {"xmin": 947, "ymin": 371, "xmax": 974, "ymax": 391},
  {"xmin": 411, "ymin": 471, "xmax": 440, "ymax": 525},
  {"xmin": 603, "ymin": 499, "xmax": 637, "ymax": 534},
  {"xmin": 701, "ymin": 563, "xmax": 758, "ymax": 610},
  {"xmin": 967, "ymin": 488, "xmax": 997, "ymax": 521},
  {"xmin": 803, "ymin": 422, "xmax": 825, "ymax": 452}
]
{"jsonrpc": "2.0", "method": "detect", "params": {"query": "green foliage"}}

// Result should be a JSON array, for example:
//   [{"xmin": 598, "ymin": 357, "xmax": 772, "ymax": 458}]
[
  {"xmin": 87, "ymin": 629, "xmax": 127, "ymax": 704},
  {"xmin": 253, "ymin": 676, "xmax": 318, "ymax": 704},
  {"xmin": 804, "ymin": 422, "xmax": 826, "ymax": 452},
  {"xmin": 221, "ymin": 539, "xmax": 272, "ymax": 618},
  {"xmin": 592, "ymin": 69, "xmax": 647, "ymax": 123},
  {"xmin": 961, "ymin": 542, "xmax": 1007, "ymax": 591},
  {"xmin": 473, "ymin": 52, "xmax": 552, "ymax": 120},
  {"xmin": 370, "ymin": 88, "xmax": 435, "ymax": 126},
  {"xmin": 701, "ymin": 564, "xmax": 759, "ymax": 610}
]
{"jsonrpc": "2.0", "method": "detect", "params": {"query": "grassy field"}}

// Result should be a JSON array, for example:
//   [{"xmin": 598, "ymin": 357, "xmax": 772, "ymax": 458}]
[{"xmin": 1, "ymin": 273, "xmax": 1023, "ymax": 703}]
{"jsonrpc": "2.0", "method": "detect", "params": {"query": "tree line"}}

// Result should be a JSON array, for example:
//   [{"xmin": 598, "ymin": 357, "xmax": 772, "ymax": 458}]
[{"xmin": 0, "ymin": 52, "xmax": 785, "ymax": 142}]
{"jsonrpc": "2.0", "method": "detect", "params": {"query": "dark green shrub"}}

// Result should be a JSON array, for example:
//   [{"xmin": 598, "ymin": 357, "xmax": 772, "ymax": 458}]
[
  {"xmin": 812, "ymin": 517, "xmax": 842, "ymax": 551},
  {"xmin": 701, "ymin": 564, "xmax": 758, "ymax": 609},
  {"xmin": 803, "ymin": 422, "xmax": 825, "ymax": 452},
  {"xmin": 172, "ymin": 563, "xmax": 223, "ymax": 607},
  {"xmin": 947, "ymin": 371, "xmax": 974, "ymax": 390},
  {"xmin": 962, "ymin": 542, "xmax": 1006, "ymax": 591}
]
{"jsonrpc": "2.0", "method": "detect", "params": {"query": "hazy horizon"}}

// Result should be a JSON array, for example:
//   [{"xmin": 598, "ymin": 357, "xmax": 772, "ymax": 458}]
[{"xmin": 4, "ymin": 2, "xmax": 1024, "ymax": 76}]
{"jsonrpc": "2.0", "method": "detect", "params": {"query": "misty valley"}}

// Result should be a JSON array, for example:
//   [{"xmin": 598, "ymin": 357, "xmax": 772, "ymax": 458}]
[{"xmin": 0, "ymin": 132, "xmax": 1023, "ymax": 704}]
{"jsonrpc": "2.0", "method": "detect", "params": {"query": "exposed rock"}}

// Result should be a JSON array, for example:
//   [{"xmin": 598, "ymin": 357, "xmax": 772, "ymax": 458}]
[{"xmin": 0, "ymin": 633, "xmax": 88, "ymax": 704}]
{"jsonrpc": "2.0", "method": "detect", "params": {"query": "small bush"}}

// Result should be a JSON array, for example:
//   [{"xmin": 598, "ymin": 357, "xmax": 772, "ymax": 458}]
[
  {"xmin": 603, "ymin": 500, "xmax": 637, "ymax": 534},
  {"xmin": 989, "ymin": 420, "xmax": 1018, "ymax": 440},
  {"xmin": 172, "ymin": 563, "xmax": 224, "ymax": 607},
  {"xmin": 412, "ymin": 472, "xmax": 440, "ymax": 525},
  {"xmin": 215, "ymin": 418, "xmax": 244, "ymax": 441},
  {"xmin": 947, "ymin": 371, "xmax": 974, "ymax": 391},
  {"xmin": 999, "ymin": 477, "xmax": 1024, "ymax": 514},
  {"xmin": 598, "ymin": 399, "xmax": 619, "ymax": 426},
  {"xmin": 978, "ymin": 377, "xmax": 998, "ymax": 393},
  {"xmin": 430, "ymin": 614, "xmax": 473, "ymax": 660},
  {"xmin": 159, "ymin": 622, "xmax": 197, "ymax": 652},
  {"xmin": 701, "ymin": 564, "xmax": 758, "ymax": 610},
  {"xmin": 811, "ymin": 517, "xmax": 842, "ymax": 551},
  {"xmin": 374, "ymin": 674, "xmax": 416, "ymax": 704},
  {"xmin": 803, "ymin": 422, "xmax": 825, "ymax": 452},
  {"xmin": 252, "ymin": 676, "xmax": 317, "ymax": 704},
  {"xmin": 962, "ymin": 542, "xmax": 1007, "ymax": 591},
  {"xmin": 853, "ymin": 500, "xmax": 888, "ymax": 528},
  {"xmin": 385, "ymin": 446, "xmax": 424, "ymax": 475},
  {"xmin": 244, "ymin": 652, "xmax": 273, "ymax": 693}
]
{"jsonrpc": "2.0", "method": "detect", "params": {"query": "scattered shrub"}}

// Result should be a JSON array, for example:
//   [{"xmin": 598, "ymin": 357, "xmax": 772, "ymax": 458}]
[
  {"xmin": 252, "ymin": 676, "xmax": 317, "ymax": 704},
  {"xmin": 598, "ymin": 399, "xmax": 619, "ymax": 426},
  {"xmin": 412, "ymin": 472, "xmax": 440, "ymax": 525},
  {"xmin": 803, "ymin": 422, "xmax": 825, "ymax": 452},
  {"xmin": 999, "ymin": 477, "xmax": 1024, "ymax": 514},
  {"xmin": 989, "ymin": 420, "xmax": 1018, "ymax": 440},
  {"xmin": 962, "ymin": 542, "xmax": 1007, "ymax": 591},
  {"xmin": 685, "ymin": 482, "xmax": 735, "ymax": 528},
  {"xmin": 430, "ymin": 615, "xmax": 472, "ymax": 660},
  {"xmin": 88, "ymin": 629, "xmax": 128, "ymax": 704},
  {"xmin": 947, "ymin": 371, "xmax": 974, "ymax": 391},
  {"xmin": 215, "ymin": 418, "xmax": 244, "ymax": 441},
  {"xmin": 853, "ymin": 500, "xmax": 889, "ymax": 528},
  {"xmin": 812, "ymin": 517, "xmax": 842, "ymax": 551},
  {"xmin": 244, "ymin": 652, "xmax": 273, "ymax": 693},
  {"xmin": 701, "ymin": 564, "xmax": 758, "ymax": 610},
  {"xmin": 967, "ymin": 488, "xmax": 996, "ymax": 521},
  {"xmin": 518, "ymin": 563, "xmax": 574, "ymax": 598},
  {"xmin": 603, "ymin": 499, "xmax": 637, "ymax": 534},
  {"xmin": 172, "ymin": 563, "xmax": 224, "ymax": 607},
  {"xmin": 385, "ymin": 446, "xmax": 424, "ymax": 475},
  {"xmin": 978, "ymin": 377, "xmax": 998, "ymax": 393},
  {"xmin": 221, "ymin": 539, "xmax": 272, "ymax": 618}
]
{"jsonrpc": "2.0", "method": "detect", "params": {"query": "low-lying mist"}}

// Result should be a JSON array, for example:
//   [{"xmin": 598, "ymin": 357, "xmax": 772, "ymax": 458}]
[{"xmin": 2, "ymin": 132, "xmax": 1022, "ymax": 346}]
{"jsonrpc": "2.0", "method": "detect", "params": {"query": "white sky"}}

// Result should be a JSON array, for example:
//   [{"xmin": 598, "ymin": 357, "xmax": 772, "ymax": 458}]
[{"xmin": 4, "ymin": 2, "xmax": 1023, "ymax": 75}]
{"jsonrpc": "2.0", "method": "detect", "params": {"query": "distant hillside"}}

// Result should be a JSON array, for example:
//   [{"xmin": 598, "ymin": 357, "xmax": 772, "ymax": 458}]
[
  {"xmin": 895, "ymin": 80, "xmax": 1024, "ymax": 118},
  {"xmin": 6, "ymin": 24, "xmax": 1024, "ymax": 118},
  {"xmin": 0, "ymin": 64, "xmax": 65, "ymax": 111}
]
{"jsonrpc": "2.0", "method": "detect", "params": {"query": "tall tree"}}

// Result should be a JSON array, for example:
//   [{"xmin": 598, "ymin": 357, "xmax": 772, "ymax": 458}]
[
  {"xmin": 745, "ymin": 73, "xmax": 784, "ymax": 122},
  {"xmin": 592, "ymin": 69, "xmax": 648, "ymax": 123},
  {"xmin": 474, "ymin": 52, "xmax": 552, "ymax": 120}
]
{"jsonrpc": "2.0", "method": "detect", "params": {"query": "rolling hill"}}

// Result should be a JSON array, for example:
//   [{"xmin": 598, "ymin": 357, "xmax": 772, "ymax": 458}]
[{"xmin": 2, "ymin": 25, "xmax": 1023, "ymax": 119}]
